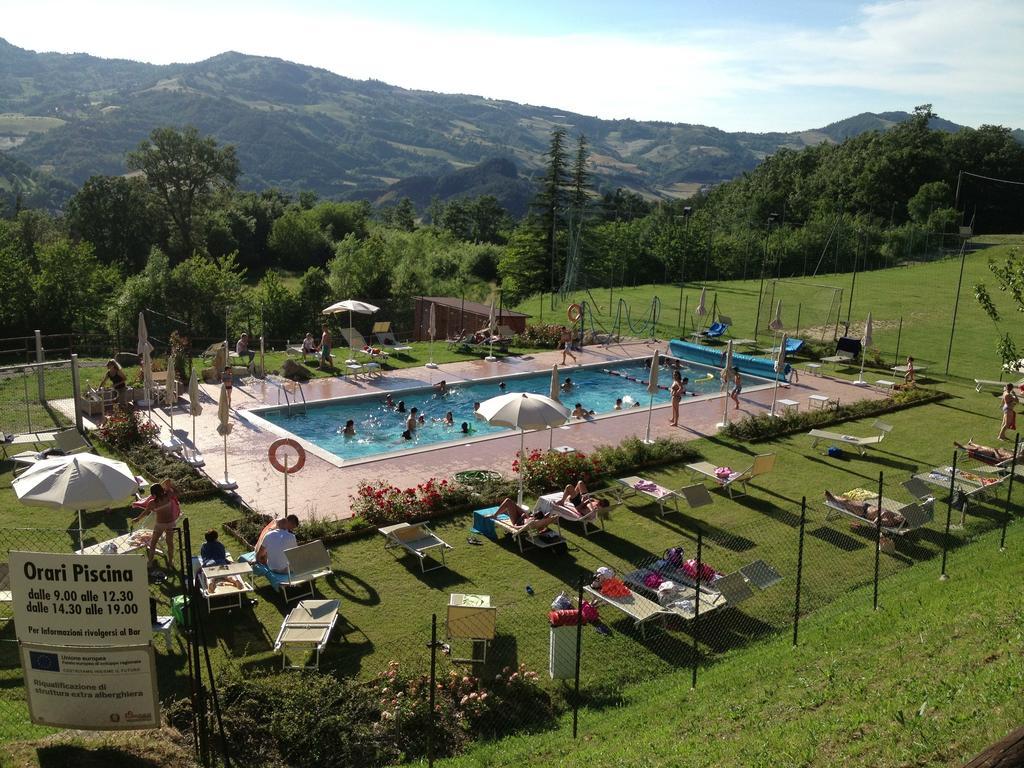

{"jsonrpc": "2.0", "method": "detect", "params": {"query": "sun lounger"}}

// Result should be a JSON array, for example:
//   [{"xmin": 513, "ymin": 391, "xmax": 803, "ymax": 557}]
[
  {"xmin": 612, "ymin": 476, "xmax": 682, "ymax": 516},
  {"xmin": 685, "ymin": 453, "xmax": 776, "ymax": 498},
  {"xmin": 1, "ymin": 430, "xmax": 56, "ymax": 459},
  {"xmin": 583, "ymin": 581, "xmax": 725, "ymax": 638},
  {"xmin": 11, "ymin": 428, "xmax": 93, "ymax": 473},
  {"xmin": 912, "ymin": 466, "xmax": 1007, "ymax": 501},
  {"xmin": 198, "ymin": 561, "xmax": 255, "ymax": 612},
  {"xmin": 372, "ymin": 321, "xmax": 413, "ymax": 353},
  {"xmin": 807, "ymin": 420, "xmax": 892, "ymax": 456},
  {"xmin": 536, "ymin": 491, "xmax": 605, "ymax": 535},
  {"xmin": 273, "ymin": 599, "xmax": 340, "ymax": 669},
  {"xmin": 973, "ymin": 376, "xmax": 1024, "ymax": 393},
  {"xmin": 954, "ymin": 441, "xmax": 1024, "ymax": 469},
  {"xmin": 379, "ymin": 522, "xmax": 452, "ymax": 572},
  {"xmin": 695, "ymin": 317, "xmax": 731, "ymax": 340},
  {"xmin": 241, "ymin": 539, "xmax": 333, "ymax": 602},
  {"xmin": 478, "ymin": 505, "xmax": 566, "ymax": 552},
  {"xmin": 823, "ymin": 491, "xmax": 933, "ymax": 537},
  {"xmin": 446, "ymin": 329, "xmax": 469, "ymax": 351}
]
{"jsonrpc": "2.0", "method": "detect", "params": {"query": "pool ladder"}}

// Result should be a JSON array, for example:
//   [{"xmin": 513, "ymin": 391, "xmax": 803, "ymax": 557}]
[{"xmin": 275, "ymin": 379, "xmax": 307, "ymax": 417}]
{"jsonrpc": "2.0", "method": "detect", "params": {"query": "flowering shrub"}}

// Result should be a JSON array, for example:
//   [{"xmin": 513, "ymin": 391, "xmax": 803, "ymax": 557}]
[
  {"xmin": 514, "ymin": 448, "xmax": 600, "ymax": 494},
  {"xmin": 95, "ymin": 406, "xmax": 159, "ymax": 450},
  {"xmin": 351, "ymin": 477, "xmax": 471, "ymax": 526},
  {"xmin": 513, "ymin": 323, "xmax": 564, "ymax": 349}
]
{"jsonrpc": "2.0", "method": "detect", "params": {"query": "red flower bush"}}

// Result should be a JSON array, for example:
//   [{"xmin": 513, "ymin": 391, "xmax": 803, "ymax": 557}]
[
  {"xmin": 515, "ymin": 448, "xmax": 600, "ymax": 494},
  {"xmin": 351, "ymin": 477, "xmax": 468, "ymax": 526}
]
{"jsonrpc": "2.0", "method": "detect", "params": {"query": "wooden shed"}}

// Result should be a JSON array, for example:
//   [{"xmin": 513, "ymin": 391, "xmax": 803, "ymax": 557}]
[{"xmin": 412, "ymin": 297, "xmax": 531, "ymax": 342}]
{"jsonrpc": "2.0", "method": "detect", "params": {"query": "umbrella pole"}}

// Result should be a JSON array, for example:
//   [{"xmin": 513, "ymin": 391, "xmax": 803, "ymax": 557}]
[
  {"xmin": 644, "ymin": 393, "xmax": 655, "ymax": 444},
  {"xmin": 855, "ymin": 355, "xmax": 867, "ymax": 386},
  {"xmin": 517, "ymin": 429, "xmax": 525, "ymax": 507},
  {"xmin": 283, "ymin": 455, "xmax": 289, "ymax": 516},
  {"xmin": 78, "ymin": 509, "xmax": 84, "ymax": 552},
  {"xmin": 770, "ymin": 376, "xmax": 780, "ymax": 417}
]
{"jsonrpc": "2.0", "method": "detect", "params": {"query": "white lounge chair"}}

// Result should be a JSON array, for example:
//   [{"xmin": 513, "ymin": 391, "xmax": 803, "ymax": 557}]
[
  {"xmin": 11, "ymin": 428, "xmax": 93, "ymax": 473},
  {"xmin": 274, "ymin": 599, "xmax": 340, "ymax": 669},
  {"xmin": 582, "ymin": 581, "xmax": 725, "ymax": 638},
  {"xmin": 245, "ymin": 540, "xmax": 333, "ymax": 602},
  {"xmin": 486, "ymin": 506, "xmax": 565, "ymax": 552},
  {"xmin": 379, "ymin": 522, "xmax": 452, "ymax": 572},
  {"xmin": 372, "ymin": 322, "xmax": 413, "ymax": 353},
  {"xmin": 198, "ymin": 561, "xmax": 256, "ymax": 612},
  {"xmin": 686, "ymin": 453, "xmax": 777, "ymax": 498},
  {"xmin": 807, "ymin": 420, "xmax": 893, "ymax": 456}
]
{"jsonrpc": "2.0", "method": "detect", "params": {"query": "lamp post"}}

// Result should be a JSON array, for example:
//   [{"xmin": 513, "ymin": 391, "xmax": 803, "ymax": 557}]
[
  {"xmin": 676, "ymin": 206, "xmax": 693, "ymax": 329},
  {"xmin": 753, "ymin": 213, "xmax": 779, "ymax": 343}
]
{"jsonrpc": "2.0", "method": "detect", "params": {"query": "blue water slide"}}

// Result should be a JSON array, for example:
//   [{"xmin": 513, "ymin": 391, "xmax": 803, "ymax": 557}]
[{"xmin": 667, "ymin": 339, "xmax": 790, "ymax": 382}]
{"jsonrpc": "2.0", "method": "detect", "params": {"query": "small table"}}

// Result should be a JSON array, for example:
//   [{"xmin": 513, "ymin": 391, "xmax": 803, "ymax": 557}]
[
  {"xmin": 447, "ymin": 594, "xmax": 496, "ymax": 663},
  {"xmin": 875, "ymin": 379, "xmax": 897, "ymax": 392},
  {"xmin": 808, "ymin": 394, "xmax": 839, "ymax": 411},
  {"xmin": 776, "ymin": 399, "xmax": 799, "ymax": 415},
  {"xmin": 199, "ymin": 562, "xmax": 256, "ymax": 611},
  {"xmin": 552, "ymin": 445, "xmax": 575, "ymax": 454},
  {"xmin": 804, "ymin": 363, "xmax": 823, "ymax": 376},
  {"xmin": 76, "ymin": 529, "xmax": 161, "ymax": 557},
  {"xmin": 153, "ymin": 615, "xmax": 175, "ymax": 652}
]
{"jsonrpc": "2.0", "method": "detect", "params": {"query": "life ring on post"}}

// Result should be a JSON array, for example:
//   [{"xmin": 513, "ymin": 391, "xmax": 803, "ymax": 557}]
[
  {"xmin": 269, "ymin": 438, "xmax": 306, "ymax": 474},
  {"xmin": 567, "ymin": 303, "xmax": 582, "ymax": 323}
]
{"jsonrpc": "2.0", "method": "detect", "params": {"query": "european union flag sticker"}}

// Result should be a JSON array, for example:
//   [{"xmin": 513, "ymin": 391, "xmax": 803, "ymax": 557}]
[{"xmin": 29, "ymin": 651, "xmax": 60, "ymax": 672}]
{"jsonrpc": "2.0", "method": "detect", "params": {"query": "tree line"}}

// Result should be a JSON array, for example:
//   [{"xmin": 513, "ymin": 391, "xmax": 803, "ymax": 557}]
[{"xmin": 2, "ymin": 106, "xmax": 1021, "ymax": 347}]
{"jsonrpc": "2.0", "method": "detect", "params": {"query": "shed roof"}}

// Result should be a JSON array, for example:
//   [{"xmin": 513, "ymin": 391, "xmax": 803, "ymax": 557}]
[{"xmin": 416, "ymin": 296, "xmax": 531, "ymax": 318}]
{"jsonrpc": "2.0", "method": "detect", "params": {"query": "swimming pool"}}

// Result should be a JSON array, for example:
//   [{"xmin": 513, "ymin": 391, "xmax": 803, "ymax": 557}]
[{"xmin": 249, "ymin": 358, "xmax": 765, "ymax": 463}]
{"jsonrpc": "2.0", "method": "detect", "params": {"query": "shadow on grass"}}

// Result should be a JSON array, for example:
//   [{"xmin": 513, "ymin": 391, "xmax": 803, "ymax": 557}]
[
  {"xmin": 325, "ymin": 569, "xmax": 379, "ymax": 607},
  {"xmin": 808, "ymin": 525, "xmax": 868, "ymax": 552},
  {"xmin": 37, "ymin": 746, "xmax": 168, "ymax": 768}
]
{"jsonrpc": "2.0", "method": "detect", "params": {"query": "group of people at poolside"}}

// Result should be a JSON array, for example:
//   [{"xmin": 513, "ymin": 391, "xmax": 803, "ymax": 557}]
[{"xmin": 487, "ymin": 480, "xmax": 610, "ymax": 529}]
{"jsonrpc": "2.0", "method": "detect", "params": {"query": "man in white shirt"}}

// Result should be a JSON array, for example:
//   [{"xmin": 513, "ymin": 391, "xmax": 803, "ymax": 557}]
[
  {"xmin": 260, "ymin": 527, "xmax": 297, "ymax": 573},
  {"xmin": 255, "ymin": 514, "xmax": 299, "ymax": 573}
]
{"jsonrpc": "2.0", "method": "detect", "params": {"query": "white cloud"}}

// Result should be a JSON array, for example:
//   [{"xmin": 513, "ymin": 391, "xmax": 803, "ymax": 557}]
[{"xmin": 2, "ymin": 0, "xmax": 1021, "ymax": 132}]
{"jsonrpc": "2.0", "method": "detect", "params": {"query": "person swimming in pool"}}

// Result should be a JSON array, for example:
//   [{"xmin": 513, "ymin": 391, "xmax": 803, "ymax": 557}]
[
  {"xmin": 461, "ymin": 422, "xmax": 473, "ymax": 434},
  {"xmin": 443, "ymin": 411, "xmax": 454, "ymax": 425},
  {"xmin": 342, "ymin": 419, "xmax": 355, "ymax": 437},
  {"xmin": 396, "ymin": 400, "xmax": 406, "ymax": 413}
]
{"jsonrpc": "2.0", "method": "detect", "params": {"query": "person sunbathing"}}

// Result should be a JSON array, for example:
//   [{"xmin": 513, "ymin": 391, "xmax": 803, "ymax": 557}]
[
  {"xmin": 954, "ymin": 440, "xmax": 1017, "ymax": 463},
  {"xmin": 557, "ymin": 480, "xmax": 610, "ymax": 517},
  {"xmin": 824, "ymin": 490, "xmax": 905, "ymax": 528},
  {"xmin": 487, "ymin": 497, "xmax": 557, "ymax": 529}
]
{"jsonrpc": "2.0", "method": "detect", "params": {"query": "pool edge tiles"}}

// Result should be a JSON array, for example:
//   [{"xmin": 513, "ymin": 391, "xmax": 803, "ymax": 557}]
[{"xmin": 241, "ymin": 357, "xmax": 779, "ymax": 468}]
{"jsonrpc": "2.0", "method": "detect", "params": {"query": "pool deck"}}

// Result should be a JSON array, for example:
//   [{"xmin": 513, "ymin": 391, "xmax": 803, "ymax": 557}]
[{"xmin": 147, "ymin": 341, "xmax": 886, "ymax": 521}]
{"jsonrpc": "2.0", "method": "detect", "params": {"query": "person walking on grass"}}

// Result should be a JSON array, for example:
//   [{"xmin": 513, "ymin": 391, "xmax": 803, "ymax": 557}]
[{"xmin": 998, "ymin": 382, "xmax": 1018, "ymax": 441}]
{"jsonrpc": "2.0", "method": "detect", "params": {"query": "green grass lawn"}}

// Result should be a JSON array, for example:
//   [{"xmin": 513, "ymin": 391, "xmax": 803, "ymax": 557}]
[
  {"xmin": 1, "ymin": 376, "xmax": 1020, "ymax": 763},
  {"xmin": 516, "ymin": 235, "xmax": 1024, "ymax": 383}
]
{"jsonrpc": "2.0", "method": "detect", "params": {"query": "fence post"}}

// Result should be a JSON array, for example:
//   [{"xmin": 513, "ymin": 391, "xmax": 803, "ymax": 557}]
[
  {"xmin": 873, "ymin": 471, "xmax": 883, "ymax": 610},
  {"xmin": 893, "ymin": 317, "xmax": 903, "ymax": 366},
  {"xmin": 999, "ymin": 433, "xmax": 1020, "ymax": 551},
  {"xmin": 70, "ymin": 354, "xmax": 83, "ymax": 433},
  {"xmin": 34, "ymin": 329, "xmax": 44, "ymax": 401},
  {"xmin": 428, "ymin": 613, "xmax": 437, "ymax": 768},
  {"xmin": 940, "ymin": 450, "xmax": 958, "ymax": 580},
  {"xmin": 573, "ymin": 575, "xmax": 584, "ymax": 738},
  {"xmin": 691, "ymin": 529, "xmax": 702, "ymax": 689},
  {"xmin": 182, "ymin": 519, "xmax": 210, "ymax": 766},
  {"xmin": 795, "ymin": 303, "xmax": 802, "ymax": 338},
  {"xmin": 793, "ymin": 497, "xmax": 807, "ymax": 646}
]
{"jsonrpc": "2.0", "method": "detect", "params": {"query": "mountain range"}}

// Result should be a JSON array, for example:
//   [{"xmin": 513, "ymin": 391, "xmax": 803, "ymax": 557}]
[{"xmin": 0, "ymin": 37, "xmax": 1017, "ymax": 215}]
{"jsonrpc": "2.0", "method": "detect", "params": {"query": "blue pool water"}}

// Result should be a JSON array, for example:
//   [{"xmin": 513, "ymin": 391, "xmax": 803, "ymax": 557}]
[{"xmin": 255, "ymin": 358, "xmax": 754, "ymax": 462}]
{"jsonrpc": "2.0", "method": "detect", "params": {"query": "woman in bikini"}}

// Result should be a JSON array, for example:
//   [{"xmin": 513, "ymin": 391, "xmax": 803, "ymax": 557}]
[
  {"xmin": 998, "ymin": 382, "xmax": 1018, "ymax": 441},
  {"xmin": 669, "ymin": 370, "xmax": 683, "ymax": 426},
  {"xmin": 131, "ymin": 479, "xmax": 180, "ymax": 569}
]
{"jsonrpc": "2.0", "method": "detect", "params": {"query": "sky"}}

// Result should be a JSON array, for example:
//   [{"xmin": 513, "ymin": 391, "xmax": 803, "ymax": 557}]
[{"xmin": 3, "ymin": 0, "xmax": 1022, "ymax": 132}]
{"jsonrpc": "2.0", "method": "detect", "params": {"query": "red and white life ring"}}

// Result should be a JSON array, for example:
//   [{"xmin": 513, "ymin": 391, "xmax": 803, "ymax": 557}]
[
  {"xmin": 567, "ymin": 303, "xmax": 582, "ymax": 323},
  {"xmin": 269, "ymin": 438, "xmax": 306, "ymax": 474}
]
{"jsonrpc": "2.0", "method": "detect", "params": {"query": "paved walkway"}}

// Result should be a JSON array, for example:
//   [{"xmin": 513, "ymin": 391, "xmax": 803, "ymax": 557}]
[{"xmin": 143, "ymin": 342, "xmax": 884, "ymax": 521}]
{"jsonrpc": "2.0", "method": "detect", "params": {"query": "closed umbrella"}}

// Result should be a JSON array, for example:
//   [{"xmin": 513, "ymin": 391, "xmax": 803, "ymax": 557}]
[
  {"xmin": 855, "ymin": 312, "xmax": 873, "ymax": 386},
  {"xmin": 13, "ymin": 454, "xmax": 139, "ymax": 550},
  {"xmin": 484, "ymin": 295, "xmax": 498, "ymax": 362},
  {"xmin": 323, "ymin": 299, "xmax": 379, "ymax": 364},
  {"xmin": 137, "ymin": 312, "xmax": 154, "ymax": 409},
  {"xmin": 161, "ymin": 354, "xmax": 181, "ymax": 452},
  {"xmin": 212, "ymin": 343, "xmax": 227, "ymax": 379},
  {"xmin": 644, "ymin": 350, "xmax": 660, "ymax": 443},
  {"xmin": 479, "ymin": 392, "xmax": 570, "ymax": 505},
  {"xmin": 548, "ymin": 363, "xmax": 560, "ymax": 449},
  {"xmin": 186, "ymin": 368, "xmax": 205, "ymax": 467},
  {"xmin": 426, "ymin": 302, "xmax": 438, "ymax": 369},
  {"xmin": 769, "ymin": 300, "xmax": 784, "ymax": 332},
  {"xmin": 216, "ymin": 380, "xmax": 236, "ymax": 490},
  {"xmin": 770, "ymin": 333, "xmax": 789, "ymax": 417},
  {"xmin": 717, "ymin": 340, "xmax": 735, "ymax": 429},
  {"xmin": 694, "ymin": 287, "xmax": 707, "ymax": 334}
]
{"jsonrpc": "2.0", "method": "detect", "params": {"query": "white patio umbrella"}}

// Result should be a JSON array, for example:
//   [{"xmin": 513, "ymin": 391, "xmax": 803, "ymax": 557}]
[
  {"xmin": 478, "ymin": 392, "xmax": 570, "ymax": 506},
  {"xmin": 215, "ymin": 379, "xmax": 236, "ymax": 490},
  {"xmin": 137, "ymin": 312, "xmax": 154, "ymax": 410},
  {"xmin": 770, "ymin": 334, "xmax": 789, "ymax": 417},
  {"xmin": 717, "ymin": 340, "xmax": 735, "ymax": 429},
  {"xmin": 548, "ymin": 363, "xmax": 561, "ymax": 449},
  {"xmin": 426, "ymin": 302, "xmax": 438, "ymax": 369},
  {"xmin": 855, "ymin": 312, "xmax": 873, "ymax": 386},
  {"xmin": 644, "ymin": 350, "xmax": 660, "ymax": 444},
  {"xmin": 323, "ymin": 299, "xmax": 380, "ymax": 364},
  {"xmin": 769, "ymin": 300, "xmax": 784, "ymax": 332},
  {"xmin": 13, "ymin": 454, "xmax": 139, "ymax": 550},
  {"xmin": 161, "ymin": 354, "xmax": 182, "ymax": 452},
  {"xmin": 484, "ymin": 295, "xmax": 498, "ymax": 362},
  {"xmin": 186, "ymin": 367, "xmax": 205, "ymax": 467}
]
